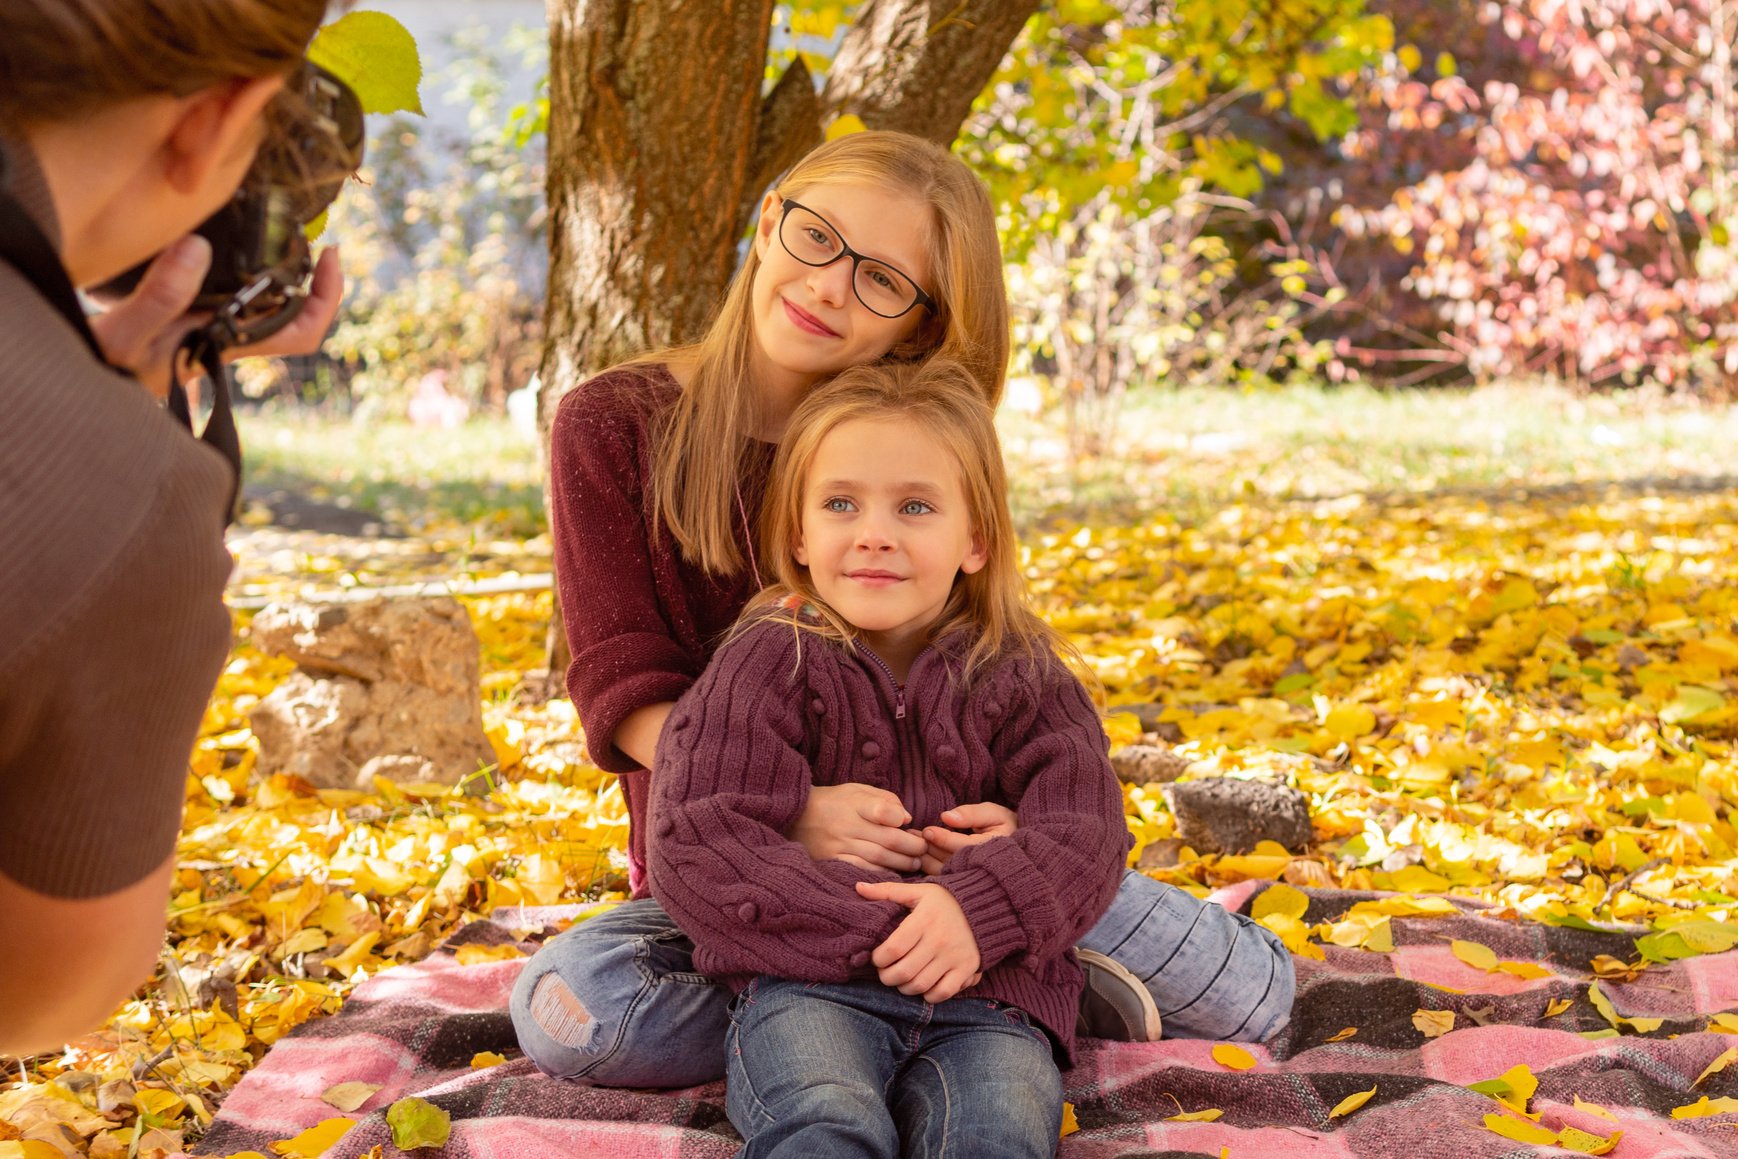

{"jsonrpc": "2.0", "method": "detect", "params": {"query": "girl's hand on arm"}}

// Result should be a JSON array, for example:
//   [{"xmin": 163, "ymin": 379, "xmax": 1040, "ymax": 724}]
[
  {"xmin": 791, "ymin": 783, "xmax": 928, "ymax": 872},
  {"xmin": 918, "ymin": 801, "xmax": 1018, "ymax": 875},
  {"xmin": 853, "ymin": 880, "xmax": 981, "ymax": 1003}
]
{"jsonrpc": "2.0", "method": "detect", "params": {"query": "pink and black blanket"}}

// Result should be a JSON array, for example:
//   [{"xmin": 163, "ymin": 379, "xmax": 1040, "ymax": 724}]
[{"xmin": 186, "ymin": 887, "xmax": 1738, "ymax": 1158}]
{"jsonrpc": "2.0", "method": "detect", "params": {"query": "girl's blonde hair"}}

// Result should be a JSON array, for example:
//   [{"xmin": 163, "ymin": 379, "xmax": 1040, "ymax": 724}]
[
  {"xmin": 741, "ymin": 358, "xmax": 1081, "ymax": 685},
  {"xmin": 640, "ymin": 130, "xmax": 1009, "ymax": 576}
]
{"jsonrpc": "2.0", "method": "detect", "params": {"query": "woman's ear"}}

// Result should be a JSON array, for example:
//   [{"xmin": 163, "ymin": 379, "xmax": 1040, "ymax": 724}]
[
  {"xmin": 754, "ymin": 190, "xmax": 783, "ymax": 259},
  {"xmin": 793, "ymin": 532, "xmax": 810, "ymax": 567},
  {"xmin": 162, "ymin": 74, "xmax": 285, "ymax": 196}
]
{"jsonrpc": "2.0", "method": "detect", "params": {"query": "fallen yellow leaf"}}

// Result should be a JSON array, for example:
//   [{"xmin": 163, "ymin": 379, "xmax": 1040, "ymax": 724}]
[
  {"xmin": 1252, "ymin": 882, "xmax": 1310, "ymax": 923},
  {"xmin": 1060, "ymin": 1102, "xmax": 1079, "ymax": 1138},
  {"xmin": 471, "ymin": 1052, "xmax": 507, "ymax": 1069},
  {"xmin": 1482, "ymin": 1112, "xmax": 1557, "ymax": 1145},
  {"xmin": 1696, "ymin": 1049, "xmax": 1738, "ymax": 1091},
  {"xmin": 269, "ymin": 1117, "xmax": 357, "ymax": 1158},
  {"xmin": 1212, "ymin": 1043, "xmax": 1257, "ymax": 1071},
  {"xmin": 134, "ymin": 1087, "xmax": 186, "ymax": 1120},
  {"xmin": 1165, "ymin": 1108, "xmax": 1224, "ymax": 1122},
  {"xmin": 1495, "ymin": 961, "xmax": 1553, "ymax": 980},
  {"xmin": 1544, "ymin": 997, "xmax": 1574, "ymax": 1017},
  {"xmin": 320, "ymin": 1082, "xmax": 382, "ymax": 1112},
  {"xmin": 1672, "ymin": 1095, "xmax": 1738, "ymax": 1119},
  {"xmin": 1412, "ymin": 1009, "xmax": 1455, "ymax": 1038},
  {"xmin": 1327, "ymin": 1027, "xmax": 1358, "ymax": 1042},
  {"xmin": 1711, "ymin": 1013, "xmax": 1738, "ymax": 1035},
  {"xmin": 1329, "ymin": 1085, "xmax": 1377, "ymax": 1118},
  {"xmin": 1556, "ymin": 1126, "xmax": 1623, "ymax": 1155},
  {"xmin": 0, "ymin": 1143, "xmax": 66, "ymax": 1159},
  {"xmin": 1451, "ymin": 939, "xmax": 1499, "ymax": 971},
  {"xmin": 454, "ymin": 943, "xmax": 526, "ymax": 965},
  {"xmin": 1573, "ymin": 1095, "xmax": 1618, "ymax": 1122}
]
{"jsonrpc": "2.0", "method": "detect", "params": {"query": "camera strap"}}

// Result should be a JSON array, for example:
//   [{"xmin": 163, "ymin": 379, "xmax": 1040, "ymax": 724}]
[{"xmin": 0, "ymin": 164, "xmax": 243, "ymax": 527}]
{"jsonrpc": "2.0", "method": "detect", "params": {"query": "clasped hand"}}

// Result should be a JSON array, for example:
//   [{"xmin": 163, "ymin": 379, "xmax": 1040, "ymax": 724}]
[{"xmin": 791, "ymin": 784, "xmax": 1018, "ymax": 1003}]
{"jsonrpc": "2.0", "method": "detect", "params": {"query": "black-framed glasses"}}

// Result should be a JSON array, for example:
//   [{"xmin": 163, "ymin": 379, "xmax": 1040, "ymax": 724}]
[{"xmin": 777, "ymin": 198, "xmax": 937, "ymax": 319}]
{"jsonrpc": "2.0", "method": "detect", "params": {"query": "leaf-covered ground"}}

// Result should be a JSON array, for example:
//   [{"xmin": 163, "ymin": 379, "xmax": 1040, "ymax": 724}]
[{"xmin": 4, "ymin": 389, "xmax": 1737, "ymax": 1157}]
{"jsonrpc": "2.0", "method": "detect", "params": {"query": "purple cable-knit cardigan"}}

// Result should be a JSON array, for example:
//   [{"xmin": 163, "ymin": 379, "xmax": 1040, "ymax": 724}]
[{"xmin": 645, "ymin": 616, "xmax": 1132, "ymax": 1063}]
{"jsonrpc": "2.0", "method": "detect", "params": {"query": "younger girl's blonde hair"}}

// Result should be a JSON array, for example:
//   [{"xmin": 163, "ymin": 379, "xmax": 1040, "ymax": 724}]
[
  {"xmin": 741, "ymin": 358, "xmax": 1083, "ymax": 685},
  {"xmin": 639, "ymin": 130, "xmax": 1009, "ymax": 577}
]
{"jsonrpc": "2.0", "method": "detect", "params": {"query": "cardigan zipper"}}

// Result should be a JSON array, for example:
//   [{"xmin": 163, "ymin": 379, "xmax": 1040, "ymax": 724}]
[{"xmin": 858, "ymin": 644, "xmax": 923, "ymax": 719}]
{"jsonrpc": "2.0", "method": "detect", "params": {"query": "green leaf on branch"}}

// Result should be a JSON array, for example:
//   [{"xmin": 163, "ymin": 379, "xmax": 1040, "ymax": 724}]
[{"xmin": 309, "ymin": 10, "xmax": 424, "ymax": 116}]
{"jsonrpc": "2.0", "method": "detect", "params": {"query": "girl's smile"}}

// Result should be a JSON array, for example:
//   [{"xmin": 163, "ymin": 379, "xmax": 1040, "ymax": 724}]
[{"xmin": 782, "ymin": 297, "xmax": 840, "ymax": 338}]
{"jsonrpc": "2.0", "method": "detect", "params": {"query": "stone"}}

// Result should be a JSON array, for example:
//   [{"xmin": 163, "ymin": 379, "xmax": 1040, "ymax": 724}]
[
  {"xmin": 249, "ymin": 598, "xmax": 495, "ymax": 791},
  {"xmin": 1111, "ymin": 744, "xmax": 1192, "ymax": 784},
  {"xmin": 1163, "ymin": 777, "xmax": 1313, "ymax": 855}
]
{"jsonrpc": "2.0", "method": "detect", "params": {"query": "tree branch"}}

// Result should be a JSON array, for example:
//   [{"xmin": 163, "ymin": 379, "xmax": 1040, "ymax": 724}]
[{"xmin": 820, "ymin": 0, "xmax": 1042, "ymax": 144}]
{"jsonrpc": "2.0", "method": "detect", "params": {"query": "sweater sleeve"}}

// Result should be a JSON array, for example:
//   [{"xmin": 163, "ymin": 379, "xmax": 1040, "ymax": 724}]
[
  {"xmin": 935, "ymin": 658, "xmax": 1132, "ymax": 972},
  {"xmin": 647, "ymin": 623, "xmax": 905, "ymax": 982},
  {"xmin": 548, "ymin": 375, "xmax": 696, "ymax": 774}
]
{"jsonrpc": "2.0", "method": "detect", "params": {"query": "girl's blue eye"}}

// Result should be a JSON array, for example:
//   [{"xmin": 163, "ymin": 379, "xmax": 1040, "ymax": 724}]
[
  {"xmin": 823, "ymin": 497, "xmax": 854, "ymax": 513},
  {"xmin": 900, "ymin": 500, "xmax": 933, "ymax": 516}
]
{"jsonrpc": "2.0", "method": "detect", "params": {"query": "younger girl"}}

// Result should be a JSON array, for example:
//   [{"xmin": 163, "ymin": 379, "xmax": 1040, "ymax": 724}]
[
  {"xmin": 512, "ymin": 129, "xmax": 1294, "ymax": 1090},
  {"xmin": 648, "ymin": 359, "xmax": 1126, "ymax": 1158}
]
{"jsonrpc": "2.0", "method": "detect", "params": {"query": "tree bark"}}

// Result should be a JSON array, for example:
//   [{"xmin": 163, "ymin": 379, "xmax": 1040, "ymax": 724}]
[
  {"xmin": 822, "ymin": 0, "xmax": 1044, "ymax": 143},
  {"xmin": 538, "ymin": 0, "xmax": 1038, "ymax": 694}
]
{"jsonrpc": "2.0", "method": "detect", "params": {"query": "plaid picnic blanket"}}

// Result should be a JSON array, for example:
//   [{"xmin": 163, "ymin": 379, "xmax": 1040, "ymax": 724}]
[{"xmin": 185, "ymin": 886, "xmax": 1738, "ymax": 1159}]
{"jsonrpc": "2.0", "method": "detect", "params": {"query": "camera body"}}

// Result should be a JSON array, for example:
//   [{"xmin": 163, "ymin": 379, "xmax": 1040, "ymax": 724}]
[{"xmin": 99, "ymin": 61, "xmax": 365, "ymax": 348}]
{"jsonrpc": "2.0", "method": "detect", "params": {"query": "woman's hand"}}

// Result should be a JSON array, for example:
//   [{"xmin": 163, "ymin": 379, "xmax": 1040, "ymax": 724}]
[
  {"xmin": 90, "ymin": 238, "xmax": 343, "ymax": 400},
  {"xmin": 790, "ymin": 783, "xmax": 928, "ymax": 872},
  {"xmin": 918, "ymin": 801, "xmax": 1019, "ymax": 875}
]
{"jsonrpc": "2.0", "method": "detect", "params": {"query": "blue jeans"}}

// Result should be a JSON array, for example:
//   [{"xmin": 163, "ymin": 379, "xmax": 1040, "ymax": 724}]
[
  {"xmin": 725, "ymin": 977, "xmax": 1061, "ymax": 1159},
  {"xmin": 510, "ymin": 869, "xmax": 1294, "ymax": 1087}
]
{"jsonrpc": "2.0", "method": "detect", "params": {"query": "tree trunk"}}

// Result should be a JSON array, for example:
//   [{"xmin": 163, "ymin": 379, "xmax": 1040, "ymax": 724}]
[{"xmin": 538, "ymin": 0, "xmax": 1039, "ymax": 695}]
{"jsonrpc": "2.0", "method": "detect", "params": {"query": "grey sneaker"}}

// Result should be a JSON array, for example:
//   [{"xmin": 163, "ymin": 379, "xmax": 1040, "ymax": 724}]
[{"xmin": 1076, "ymin": 948, "xmax": 1163, "ymax": 1042}]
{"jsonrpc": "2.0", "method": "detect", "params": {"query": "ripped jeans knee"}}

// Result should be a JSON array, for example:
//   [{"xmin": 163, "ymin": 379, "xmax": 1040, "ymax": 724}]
[{"xmin": 509, "ymin": 897, "xmax": 732, "ymax": 1088}]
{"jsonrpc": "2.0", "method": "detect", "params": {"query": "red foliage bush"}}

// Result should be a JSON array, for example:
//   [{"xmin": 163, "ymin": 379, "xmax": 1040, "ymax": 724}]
[{"xmin": 1272, "ymin": 0, "xmax": 1738, "ymax": 391}]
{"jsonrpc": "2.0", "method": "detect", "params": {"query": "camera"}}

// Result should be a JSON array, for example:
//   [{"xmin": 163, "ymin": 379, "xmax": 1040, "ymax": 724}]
[{"xmin": 98, "ymin": 60, "xmax": 365, "ymax": 350}]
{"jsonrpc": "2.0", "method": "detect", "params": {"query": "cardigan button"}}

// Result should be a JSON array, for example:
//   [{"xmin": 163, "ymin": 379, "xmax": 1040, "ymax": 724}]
[
  {"xmin": 656, "ymin": 816, "xmax": 675, "ymax": 837},
  {"xmin": 849, "ymin": 950, "xmax": 871, "ymax": 969},
  {"xmin": 936, "ymin": 745, "xmax": 958, "ymax": 768},
  {"xmin": 861, "ymin": 741, "xmax": 881, "ymax": 759},
  {"xmin": 737, "ymin": 901, "xmax": 759, "ymax": 923},
  {"xmin": 811, "ymin": 697, "xmax": 826, "ymax": 714},
  {"xmin": 983, "ymin": 701, "xmax": 1002, "ymax": 718}
]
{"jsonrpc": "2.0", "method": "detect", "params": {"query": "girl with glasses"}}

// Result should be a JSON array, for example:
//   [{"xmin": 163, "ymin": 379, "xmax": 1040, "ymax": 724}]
[
  {"xmin": 648, "ymin": 359, "xmax": 1126, "ymax": 1158},
  {"xmin": 512, "ymin": 130, "xmax": 1294, "ymax": 1090}
]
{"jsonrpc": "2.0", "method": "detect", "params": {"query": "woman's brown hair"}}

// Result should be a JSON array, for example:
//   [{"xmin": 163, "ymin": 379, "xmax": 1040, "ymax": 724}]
[
  {"xmin": 0, "ymin": 0, "xmax": 326, "ymax": 125},
  {"xmin": 637, "ymin": 130, "xmax": 1011, "ymax": 578}
]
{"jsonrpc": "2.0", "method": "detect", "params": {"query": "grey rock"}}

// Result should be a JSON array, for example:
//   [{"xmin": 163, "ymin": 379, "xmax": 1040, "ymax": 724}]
[
  {"xmin": 1164, "ymin": 777, "xmax": 1313, "ymax": 855},
  {"xmin": 249, "ymin": 598, "xmax": 495, "ymax": 790},
  {"xmin": 1111, "ymin": 744, "xmax": 1192, "ymax": 784}
]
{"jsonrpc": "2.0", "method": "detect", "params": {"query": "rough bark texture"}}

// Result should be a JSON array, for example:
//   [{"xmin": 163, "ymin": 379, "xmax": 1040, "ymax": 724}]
[
  {"xmin": 537, "ymin": 0, "xmax": 1038, "ymax": 693},
  {"xmin": 822, "ymin": 0, "xmax": 1044, "ymax": 142}
]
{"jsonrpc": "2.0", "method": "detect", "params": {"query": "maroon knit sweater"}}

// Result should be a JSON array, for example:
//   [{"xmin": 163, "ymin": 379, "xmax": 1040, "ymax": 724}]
[
  {"xmin": 645, "ymin": 616, "xmax": 1132, "ymax": 1063},
  {"xmin": 548, "ymin": 365, "xmax": 774, "ymax": 893}
]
